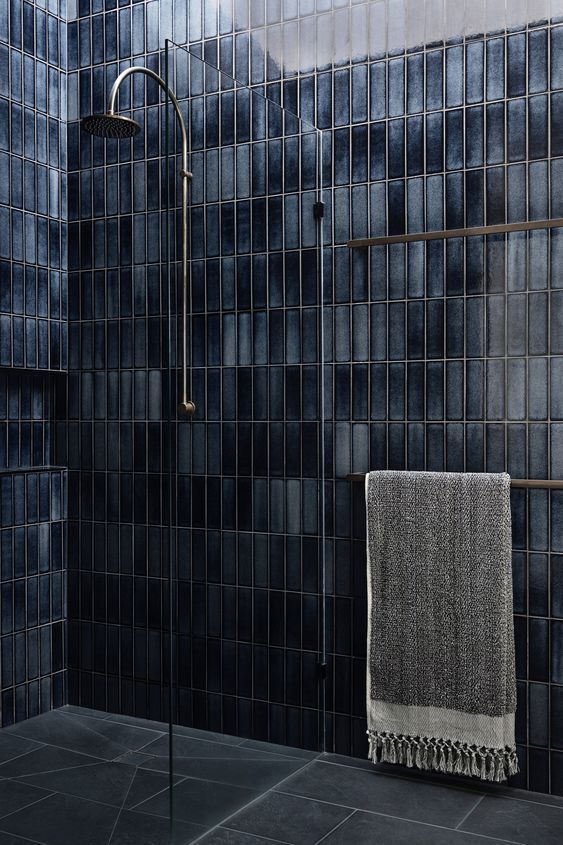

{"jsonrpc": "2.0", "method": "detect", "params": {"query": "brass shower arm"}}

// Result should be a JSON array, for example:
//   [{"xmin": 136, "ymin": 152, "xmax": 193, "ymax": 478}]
[{"xmin": 107, "ymin": 65, "xmax": 195, "ymax": 416}]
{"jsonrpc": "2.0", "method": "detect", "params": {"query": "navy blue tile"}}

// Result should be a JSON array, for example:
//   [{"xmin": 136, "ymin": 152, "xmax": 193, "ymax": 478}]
[{"xmin": 425, "ymin": 51, "xmax": 443, "ymax": 112}]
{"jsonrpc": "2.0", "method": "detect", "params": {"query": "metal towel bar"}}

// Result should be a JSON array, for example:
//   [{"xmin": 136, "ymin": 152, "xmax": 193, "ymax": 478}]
[
  {"xmin": 347, "ymin": 218, "xmax": 563, "ymax": 248},
  {"xmin": 345, "ymin": 474, "xmax": 563, "ymax": 489}
]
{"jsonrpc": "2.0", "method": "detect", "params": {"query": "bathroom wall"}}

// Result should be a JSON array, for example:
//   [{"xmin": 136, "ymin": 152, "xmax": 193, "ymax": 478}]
[
  {"xmin": 65, "ymin": 0, "xmax": 563, "ymax": 794},
  {"xmin": 0, "ymin": 0, "xmax": 68, "ymax": 725},
  {"xmin": 65, "ymin": 2, "xmax": 182, "ymax": 718}
]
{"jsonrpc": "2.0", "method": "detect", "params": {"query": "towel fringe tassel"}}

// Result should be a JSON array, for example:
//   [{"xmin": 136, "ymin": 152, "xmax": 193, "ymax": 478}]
[{"xmin": 367, "ymin": 730, "xmax": 519, "ymax": 784}]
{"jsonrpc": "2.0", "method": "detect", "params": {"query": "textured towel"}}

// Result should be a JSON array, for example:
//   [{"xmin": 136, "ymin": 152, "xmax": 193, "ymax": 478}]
[{"xmin": 366, "ymin": 470, "xmax": 518, "ymax": 782}]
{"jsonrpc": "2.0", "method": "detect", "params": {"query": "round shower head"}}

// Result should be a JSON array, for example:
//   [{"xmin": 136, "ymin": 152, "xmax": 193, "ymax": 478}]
[{"xmin": 81, "ymin": 113, "xmax": 141, "ymax": 139}]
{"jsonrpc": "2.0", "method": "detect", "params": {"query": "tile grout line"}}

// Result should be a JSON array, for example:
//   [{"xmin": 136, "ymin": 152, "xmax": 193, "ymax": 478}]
[
  {"xmin": 1, "ymin": 768, "xmax": 216, "ymax": 828},
  {"xmin": 186, "ymin": 755, "xmax": 320, "ymax": 844},
  {"xmin": 454, "ymin": 793, "xmax": 487, "ymax": 830},
  {"xmin": 13, "ymin": 761, "xmax": 120, "ymax": 781},
  {"xmin": 0, "ymin": 828, "xmax": 47, "ymax": 845},
  {"xmin": 271, "ymin": 788, "xmax": 523, "ymax": 844},
  {"xmin": 0, "ymin": 793, "xmax": 54, "ymax": 829},
  {"xmin": 317, "ymin": 756, "xmax": 493, "ymax": 798},
  {"xmin": 125, "ymin": 775, "xmax": 189, "ymax": 813},
  {"xmin": 62, "ymin": 713, "xmax": 168, "ymax": 742},
  {"xmin": 56, "ymin": 711, "xmax": 151, "ymax": 755},
  {"xmin": 103, "ymin": 756, "xmax": 144, "ymax": 845},
  {"xmin": 0, "ymin": 740, "xmax": 118, "ymax": 777},
  {"xmin": 1, "ymin": 740, "xmax": 111, "ymax": 769},
  {"xmin": 311, "ymin": 808, "xmax": 357, "ymax": 845},
  {"xmin": 7, "ymin": 759, "xmax": 313, "ymax": 820},
  {"xmin": 219, "ymin": 827, "xmax": 294, "ymax": 845},
  {"xmin": 0, "ymin": 742, "xmax": 47, "ymax": 771},
  {"xmin": 317, "ymin": 756, "xmax": 563, "ymax": 812},
  {"xmin": 100, "ymin": 713, "xmax": 310, "ymax": 759}
]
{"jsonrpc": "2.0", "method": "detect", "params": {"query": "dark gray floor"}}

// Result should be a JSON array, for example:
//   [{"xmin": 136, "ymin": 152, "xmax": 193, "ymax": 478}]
[{"xmin": 0, "ymin": 708, "xmax": 561, "ymax": 845}]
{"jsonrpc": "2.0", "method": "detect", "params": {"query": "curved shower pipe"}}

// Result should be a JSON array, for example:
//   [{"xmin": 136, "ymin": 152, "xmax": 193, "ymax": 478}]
[{"xmin": 83, "ymin": 65, "xmax": 195, "ymax": 415}]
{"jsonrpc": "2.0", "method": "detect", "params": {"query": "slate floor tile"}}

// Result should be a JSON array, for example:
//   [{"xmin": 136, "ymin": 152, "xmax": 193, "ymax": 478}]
[
  {"xmin": 225, "ymin": 791, "xmax": 350, "ymax": 845},
  {"xmin": 109, "ymin": 809, "xmax": 204, "ymax": 845},
  {"xmin": 0, "ymin": 833, "xmax": 43, "ymax": 845},
  {"xmin": 114, "ymin": 750, "xmax": 156, "ymax": 766},
  {"xmin": 238, "ymin": 740, "xmax": 318, "ymax": 761},
  {"xmin": 124, "ymin": 768, "xmax": 182, "ymax": 809},
  {"xmin": 139, "ymin": 757, "xmax": 305, "ymax": 790},
  {"xmin": 320, "ymin": 809, "xmax": 513, "ymax": 844},
  {"xmin": 103, "ymin": 713, "xmax": 170, "ymax": 731},
  {"xmin": 134, "ymin": 778, "xmax": 260, "ymax": 826},
  {"xmin": 141, "ymin": 734, "xmax": 300, "ymax": 762},
  {"xmin": 7, "ymin": 708, "xmax": 559, "ymax": 845},
  {"xmin": 0, "ymin": 733, "xmax": 42, "ymax": 766},
  {"xmin": 60, "ymin": 706, "xmax": 111, "ymax": 721},
  {"xmin": 173, "ymin": 725, "xmax": 245, "ymax": 747},
  {"xmin": 278, "ymin": 760, "xmax": 482, "ymax": 827},
  {"xmin": 15, "ymin": 761, "xmax": 137, "ymax": 808},
  {"xmin": 0, "ymin": 792, "xmax": 119, "ymax": 845},
  {"xmin": 102, "ymin": 715, "xmax": 245, "ymax": 747},
  {"xmin": 460, "ymin": 795, "xmax": 563, "ymax": 844},
  {"xmin": 0, "ymin": 744, "xmax": 105, "ymax": 778},
  {"xmin": 60, "ymin": 711, "xmax": 165, "ymax": 752},
  {"xmin": 200, "ymin": 830, "xmax": 285, "ymax": 844},
  {"xmin": 5, "ymin": 711, "xmax": 128, "ymax": 760},
  {"xmin": 0, "ymin": 781, "xmax": 52, "ymax": 821}
]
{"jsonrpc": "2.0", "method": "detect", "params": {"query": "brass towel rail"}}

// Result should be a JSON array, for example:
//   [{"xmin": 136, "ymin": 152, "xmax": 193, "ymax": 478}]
[
  {"xmin": 347, "ymin": 218, "xmax": 563, "ymax": 249},
  {"xmin": 345, "ymin": 474, "xmax": 563, "ymax": 489}
]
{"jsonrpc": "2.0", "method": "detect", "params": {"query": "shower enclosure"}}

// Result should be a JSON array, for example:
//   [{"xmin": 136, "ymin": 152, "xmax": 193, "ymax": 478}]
[{"xmin": 162, "ymin": 43, "xmax": 327, "ymax": 832}]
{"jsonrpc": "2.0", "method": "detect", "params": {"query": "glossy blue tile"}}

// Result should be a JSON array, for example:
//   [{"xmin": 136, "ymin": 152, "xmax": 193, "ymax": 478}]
[
  {"xmin": 529, "ymin": 95, "xmax": 549, "ymax": 159},
  {"xmin": 487, "ymin": 37, "xmax": 505, "ymax": 100},
  {"xmin": 508, "ymin": 33, "xmax": 527, "ymax": 98},
  {"xmin": 425, "ymin": 51, "xmax": 442, "ymax": 112}
]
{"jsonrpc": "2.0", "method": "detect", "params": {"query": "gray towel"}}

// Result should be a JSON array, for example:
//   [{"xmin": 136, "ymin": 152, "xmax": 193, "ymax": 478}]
[{"xmin": 366, "ymin": 470, "xmax": 518, "ymax": 782}]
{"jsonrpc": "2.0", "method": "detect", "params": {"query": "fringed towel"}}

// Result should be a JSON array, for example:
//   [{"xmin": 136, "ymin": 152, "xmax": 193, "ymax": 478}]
[{"xmin": 366, "ymin": 470, "xmax": 518, "ymax": 783}]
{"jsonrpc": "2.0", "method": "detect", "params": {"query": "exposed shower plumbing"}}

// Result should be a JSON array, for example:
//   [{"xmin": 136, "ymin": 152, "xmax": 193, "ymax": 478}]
[{"xmin": 81, "ymin": 66, "xmax": 196, "ymax": 417}]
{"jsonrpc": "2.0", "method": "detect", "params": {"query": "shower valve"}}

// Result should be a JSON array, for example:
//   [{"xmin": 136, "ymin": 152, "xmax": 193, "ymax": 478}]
[{"xmin": 178, "ymin": 400, "xmax": 196, "ymax": 416}]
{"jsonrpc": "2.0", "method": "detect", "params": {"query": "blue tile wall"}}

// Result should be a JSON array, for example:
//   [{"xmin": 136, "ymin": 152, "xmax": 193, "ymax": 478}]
[
  {"xmin": 312, "ymin": 19, "xmax": 563, "ymax": 796},
  {"xmin": 0, "ymin": 0, "xmax": 68, "ymax": 725},
  {"xmin": 0, "ymin": 0, "xmax": 68, "ymax": 373},
  {"xmin": 62, "ymin": 0, "xmax": 563, "ymax": 795},
  {"xmin": 0, "ymin": 465, "xmax": 66, "ymax": 725}
]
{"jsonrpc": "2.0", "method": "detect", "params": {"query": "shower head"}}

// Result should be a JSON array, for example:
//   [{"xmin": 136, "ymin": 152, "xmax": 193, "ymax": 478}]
[{"xmin": 81, "ymin": 113, "xmax": 141, "ymax": 139}]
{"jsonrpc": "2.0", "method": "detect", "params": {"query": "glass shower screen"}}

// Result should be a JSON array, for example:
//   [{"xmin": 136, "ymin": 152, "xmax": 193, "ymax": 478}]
[{"xmin": 163, "ymin": 41, "xmax": 326, "ymax": 834}]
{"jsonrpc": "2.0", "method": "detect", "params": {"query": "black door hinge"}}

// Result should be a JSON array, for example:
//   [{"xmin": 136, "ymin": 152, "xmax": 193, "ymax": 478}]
[
  {"xmin": 316, "ymin": 661, "xmax": 327, "ymax": 680},
  {"xmin": 313, "ymin": 201, "xmax": 325, "ymax": 220}
]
